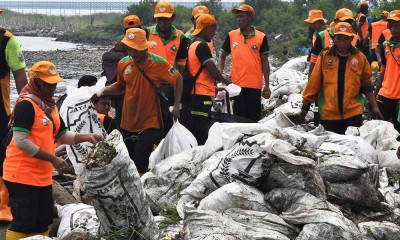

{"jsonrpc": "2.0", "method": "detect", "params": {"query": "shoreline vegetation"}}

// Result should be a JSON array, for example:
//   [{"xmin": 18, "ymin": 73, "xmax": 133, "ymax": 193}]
[{"xmin": 1, "ymin": 0, "xmax": 399, "ymax": 59}]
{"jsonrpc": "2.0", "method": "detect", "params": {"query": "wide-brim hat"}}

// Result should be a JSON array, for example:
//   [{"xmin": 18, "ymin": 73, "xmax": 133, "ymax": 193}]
[
  {"xmin": 120, "ymin": 28, "xmax": 151, "ymax": 51},
  {"xmin": 387, "ymin": 10, "xmax": 400, "ymax": 22},
  {"xmin": 304, "ymin": 10, "xmax": 327, "ymax": 24}
]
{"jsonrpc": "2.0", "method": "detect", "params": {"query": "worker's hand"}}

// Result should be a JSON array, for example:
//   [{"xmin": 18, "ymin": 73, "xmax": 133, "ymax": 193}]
[
  {"xmin": 371, "ymin": 106, "xmax": 383, "ymax": 120},
  {"xmin": 52, "ymin": 156, "xmax": 70, "ymax": 173},
  {"xmin": 262, "ymin": 86, "xmax": 271, "ymax": 99},
  {"xmin": 291, "ymin": 110, "xmax": 307, "ymax": 125},
  {"xmin": 87, "ymin": 134, "xmax": 104, "ymax": 144},
  {"xmin": 172, "ymin": 105, "xmax": 180, "ymax": 121}
]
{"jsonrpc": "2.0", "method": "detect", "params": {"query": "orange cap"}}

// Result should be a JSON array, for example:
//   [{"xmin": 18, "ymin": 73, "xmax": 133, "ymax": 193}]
[
  {"xmin": 380, "ymin": 11, "xmax": 389, "ymax": 18},
  {"xmin": 304, "ymin": 10, "xmax": 327, "ymax": 24},
  {"xmin": 28, "ymin": 61, "xmax": 64, "ymax": 84},
  {"xmin": 154, "ymin": 1, "xmax": 174, "ymax": 18},
  {"xmin": 231, "ymin": 4, "xmax": 255, "ymax": 17},
  {"xmin": 387, "ymin": 10, "xmax": 400, "ymax": 22},
  {"xmin": 120, "ymin": 28, "xmax": 151, "ymax": 51},
  {"xmin": 192, "ymin": 14, "xmax": 216, "ymax": 36},
  {"xmin": 335, "ymin": 8, "xmax": 354, "ymax": 21},
  {"xmin": 192, "ymin": 6, "xmax": 209, "ymax": 18},
  {"xmin": 334, "ymin": 22, "xmax": 354, "ymax": 36},
  {"xmin": 123, "ymin": 15, "xmax": 141, "ymax": 29}
]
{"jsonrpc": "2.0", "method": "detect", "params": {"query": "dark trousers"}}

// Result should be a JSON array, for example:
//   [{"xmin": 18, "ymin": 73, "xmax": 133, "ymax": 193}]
[
  {"xmin": 320, "ymin": 114, "xmax": 362, "ymax": 134},
  {"xmin": 232, "ymin": 88, "xmax": 262, "ymax": 122},
  {"xmin": 121, "ymin": 128, "xmax": 160, "ymax": 174},
  {"xmin": 377, "ymin": 95, "xmax": 400, "ymax": 133},
  {"xmin": 187, "ymin": 95, "xmax": 212, "ymax": 145},
  {"xmin": 4, "ymin": 181, "xmax": 53, "ymax": 233}
]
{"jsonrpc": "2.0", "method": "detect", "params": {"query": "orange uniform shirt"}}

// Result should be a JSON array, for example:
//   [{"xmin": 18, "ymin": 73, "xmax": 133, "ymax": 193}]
[
  {"xmin": 117, "ymin": 54, "xmax": 179, "ymax": 132},
  {"xmin": 379, "ymin": 40, "xmax": 400, "ymax": 99}
]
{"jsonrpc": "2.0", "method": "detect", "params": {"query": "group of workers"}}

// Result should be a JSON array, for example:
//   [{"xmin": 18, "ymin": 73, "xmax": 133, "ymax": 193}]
[{"xmin": 0, "ymin": 1, "xmax": 399, "ymax": 239}]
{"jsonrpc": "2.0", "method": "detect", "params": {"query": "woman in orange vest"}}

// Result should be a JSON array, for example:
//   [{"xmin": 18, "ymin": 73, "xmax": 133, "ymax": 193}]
[{"xmin": 3, "ymin": 61, "xmax": 103, "ymax": 240}]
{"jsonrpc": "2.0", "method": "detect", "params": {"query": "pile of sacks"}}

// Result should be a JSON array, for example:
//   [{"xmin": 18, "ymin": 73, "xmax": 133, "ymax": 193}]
[{"xmin": 143, "ymin": 112, "xmax": 400, "ymax": 239}]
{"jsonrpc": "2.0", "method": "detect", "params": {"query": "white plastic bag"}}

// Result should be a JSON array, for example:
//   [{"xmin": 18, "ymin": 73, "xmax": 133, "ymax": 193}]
[
  {"xmin": 149, "ymin": 120, "xmax": 197, "ymax": 169},
  {"xmin": 56, "ymin": 203, "xmax": 99, "ymax": 239}
]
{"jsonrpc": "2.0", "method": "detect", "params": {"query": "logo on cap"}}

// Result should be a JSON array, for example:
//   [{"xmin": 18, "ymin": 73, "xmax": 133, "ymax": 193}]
[
  {"xmin": 351, "ymin": 58, "xmax": 358, "ymax": 66},
  {"xmin": 198, "ymin": 7, "xmax": 204, "ymax": 13},
  {"xmin": 390, "ymin": 12, "xmax": 396, "ymax": 17},
  {"xmin": 128, "ymin": 33, "xmax": 135, "ymax": 40},
  {"xmin": 340, "ymin": 26, "xmax": 347, "ymax": 32},
  {"xmin": 344, "ymin": 10, "xmax": 351, "ymax": 15},
  {"xmin": 49, "ymin": 66, "xmax": 57, "ymax": 75},
  {"xmin": 159, "ymin": 5, "xmax": 166, "ymax": 12}
]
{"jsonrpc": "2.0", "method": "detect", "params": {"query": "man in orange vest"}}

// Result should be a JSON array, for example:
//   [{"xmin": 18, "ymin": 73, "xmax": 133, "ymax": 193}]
[
  {"xmin": 375, "ymin": 10, "xmax": 400, "ymax": 133},
  {"xmin": 219, "ymin": 4, "xmax": 270, "ymax": 122},
  {"xmin": 0, "ymin": 9, "xmax": 28, "ymax": 223},
  {"xmin": 296, "ymin": 22, "xmax": 382, "ymax": 134},
  {"xmin": 186, "ymin": 14, "xmax": 231, "ymax": 144},
  {"xmin": 147, "ymin": 1, "xmax": 189, "ymax": 132},
  {"xmin": 370, "ymin": 11, "xmax": 389, "ymax": 70},
  {"xmin": 376, "ymin": 28, "xmax": 392, "ymax": 69},
  {"xmin": 356, "ymin": 1, "xmax": 371, "ymax": 62},
  {"xmin": 304, "ymin": 9, "xmax": 327, "ymax": 77}
]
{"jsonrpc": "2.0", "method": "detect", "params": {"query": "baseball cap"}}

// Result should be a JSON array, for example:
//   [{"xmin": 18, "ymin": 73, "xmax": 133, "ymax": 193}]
[
  {"xmin": 335, "ymin": 8, "xmax": 354, "ymax": 21},
  {"xmin": 154, "ymin": 1, "xmax": 174, "ymax": 18},
  {"xmin": 380, "ymin": 11, "xmax": 389, "ymax": 18},
  {"xmin": 123, "ymin": 15, "xmax": 141, "ymax": 29},
  {"xmin": 387, "ymin": 10, "xmax": 400, "ymax": 22},
  {"xmin": 28, "ymin": 61, "xmax": 64, "ymax": 84},
  {"xmin": 304, "ymin": 10, "xmax": 327, "ymax": 24},
  {"xmin": 120, "ymin": 28, "xmax": 151, "ymax": 51},
  {"xmin": 192, "ymin": 6, "xmax": 209, "ymax": 18},
  {"xmin": 334, "ymin": 22, "xmax": 354, "ymax": 36},
  {"xmin": 231, "ymin": 4, "xmax": 255, "ymax": 17},
  {"xmin": 192, "ymin": 14, "xmax": 217, "ymax": 36}
]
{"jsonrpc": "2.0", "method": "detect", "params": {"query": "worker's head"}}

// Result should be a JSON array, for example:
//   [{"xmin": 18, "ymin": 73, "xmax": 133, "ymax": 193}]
[
  {"xmin": 154, "ymin": 1, "xmax": 175, "ymax": 32},
  {"xmin": 231, "ymin": 4, "xmax": 255, "ymax": 29},
  {"xmin": 380, "ymin": 11, "xmax": 389, "ymax": 20},
  {"xmin": 304, "ymin": 10, "xmax": 327, "ymax": 31},
  {"xmin": 78, "ymin": 75, "xmax": 97, "ymax": 88},
  {"xmin": 92, "ymin": 95, "xmax": 112, "ymax": 115},
  {"xmin": 192, "ymin": 14, "xmax": 217, "ymax": 42},
  {"xmin": 191, "ymin": 5, "xmax": 209, "ymax": 23},
  {"xmin": 333, "ymin": 22, "xmax": 354, "ymax": 53},
  {"xmin": 120, "ymin": 28, "xmax": 150, "ymax": 61},
  {"xmin": 123, "ymin": 15, "xmax": 141, "ymax": 33},
  {"xmin": 28, "ymin": 61, "xmax": 64, "ymax": 99},
  {"xmin": 358, "ymin": 1, "xmax": 368, "ymax": 13},
  {"xmin": 387, "ymin": 10, "xmax": 400, "ymax": 40},
  {"xmin": 334, "ymin": 8, "xmax": 354, "ymax": 24}
]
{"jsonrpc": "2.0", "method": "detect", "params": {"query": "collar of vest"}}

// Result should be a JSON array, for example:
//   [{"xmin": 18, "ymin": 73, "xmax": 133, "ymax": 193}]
[
  {"xmin": 328, "ymin": 45, "xmax": 359, "ymax": 55},
  {"xmin": 192, "ymin": 36, "xmax": 207, "ymax": 43},
  {"xmin": 151, "ymin": 25, "xmax": 178, "ymax": 37},
  {"xmin": 314, "ymin": 25, "xmax": 327, "ymax": 36},
  {"xmin": 239, "ymin": 26, "xmax": 256, "ymax": 36}
]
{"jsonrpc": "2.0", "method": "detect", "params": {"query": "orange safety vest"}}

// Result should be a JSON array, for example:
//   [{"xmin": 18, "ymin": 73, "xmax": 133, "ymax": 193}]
[
  {"xmin": 303, "ymin": 46, "xmax": 372, "ymax": 120},
  {"xmin": 147, "ymin": 26, "xmax": 185, "ymax": 68},
  {"xmin": 4, "ymin": 99, "xmax": 62, "ymax": 187},
  {"xmin": 229, "ymin": 28, "xmax": 265, "ymax": 89},
  {"xmin": 188, "ymin": 41, "xmax": 215, "ymax": 97},
  {"xmin": 371, "ymin": 20, "xmax": 388, "ymax": 49},
  {"xmin": 382, "ymin": 29, "xmax": 392, "ymax": 41},
  {"xmin": 356, "ymin": 13, "xmax": 369, "ymax": 39},
  {"xmin": 379, "ymin": 41, "xmax": 400, "ymax": 99}
]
